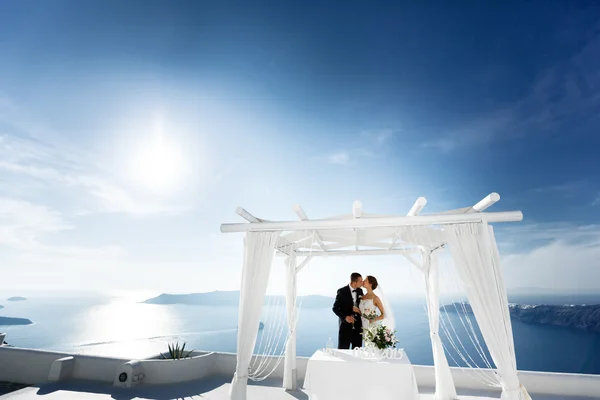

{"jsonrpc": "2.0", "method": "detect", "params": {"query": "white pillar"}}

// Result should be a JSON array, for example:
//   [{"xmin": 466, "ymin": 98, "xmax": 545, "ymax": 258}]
[
  {"xmin": 230, "ymin": 232, "xmax": 280, "ymax": 400},
  {"xmin": 424, "ymin": 251, "xmax": 457, "ymax": 400},
  {"xmin": 283, "ymin": 255, "xmax": 298, "ymax": 390}
]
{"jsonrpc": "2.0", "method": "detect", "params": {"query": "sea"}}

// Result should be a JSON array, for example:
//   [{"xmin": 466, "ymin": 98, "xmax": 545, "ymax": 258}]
[{"xmin": 1, "ymin": 293, "xmax": 599, "ymax": 375}]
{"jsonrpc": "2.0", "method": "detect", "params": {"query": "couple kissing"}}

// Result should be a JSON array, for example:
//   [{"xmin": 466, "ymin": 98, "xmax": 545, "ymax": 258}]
[{"xmin": 332, "ymin": 272, "xmax": 391, "ymax": 350}]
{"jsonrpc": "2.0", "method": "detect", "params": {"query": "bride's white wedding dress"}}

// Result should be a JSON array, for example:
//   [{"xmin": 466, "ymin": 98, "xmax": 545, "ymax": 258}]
[
  {"xmin": 359, "ymin": 287, "xmax": 396, "ymax": 332},
  {"xmin": 359, "ymin": 298, "xmax": 378, "ymax": 330}
]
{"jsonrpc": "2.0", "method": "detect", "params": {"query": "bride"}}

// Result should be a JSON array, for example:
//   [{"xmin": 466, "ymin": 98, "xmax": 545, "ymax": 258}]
[{"xmin": 354, "ymin": 275, "xmax": 395, "ymax": 331}]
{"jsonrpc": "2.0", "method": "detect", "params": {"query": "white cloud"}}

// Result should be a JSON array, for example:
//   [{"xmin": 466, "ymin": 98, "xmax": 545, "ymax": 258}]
[
  {"xmin": 420, "ymin": 112, "xmax": 513, "ymax": 153},
  {"xmin": 496, "ymin": 223, "xmax": 600, "ymax": 291},
  {"xmin": 85, "ymin": 181, "xmax": 185, "ymax": 216},
  {"xmin": 0, "ymin": 93, "xmax": 195, "ymax": 217},
  {"xmin": 0, "ymin": 197, "xmax": 120, "ymax": 258},
  {"xmin": 532, "ymin": 180, "xmax": 587, "ymax": 197},
  {"xmin": 361, "ymin": 129, "xmax": 395, "ymax": 146},
  {"xmin": 0, "ymin": 134, "xmax": 185, "ymax": 216},
  {"xmin": 322, "ymin": 129, "xmax": 398, "ymax": 165},
  {"xmin": 421, "ymin": 31, "xmax": 600, "ymax": 152},
  {"xmin": 327, "ymin": 151, "xmax": 350, "ymax": 165},
  {"xmin": 502, "ymin": 240, "xmax": 600, "ymax": 292}
]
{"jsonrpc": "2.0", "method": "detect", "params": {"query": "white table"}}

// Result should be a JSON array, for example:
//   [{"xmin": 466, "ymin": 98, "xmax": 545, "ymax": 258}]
[{"xmin": 303, "ymin": 349, "xmax": 420, "ymax": 400}]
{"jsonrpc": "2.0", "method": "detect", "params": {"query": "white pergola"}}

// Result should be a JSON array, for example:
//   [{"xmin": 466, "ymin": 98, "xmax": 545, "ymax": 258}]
[{"xmin": 220, "ymin": 193, "xmax": 531, "ymax": 400}]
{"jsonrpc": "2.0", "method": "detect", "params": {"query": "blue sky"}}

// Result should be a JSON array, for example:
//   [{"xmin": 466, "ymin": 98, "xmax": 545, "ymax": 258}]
[{"xmin": 0, "ymin": 1, "xmax": 599, "ymax": 296}]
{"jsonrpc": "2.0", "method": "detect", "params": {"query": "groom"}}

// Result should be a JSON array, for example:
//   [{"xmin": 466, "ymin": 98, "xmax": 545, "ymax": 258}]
[{"xmin": 332, "ymin": 272, "xmax": 364, "ymax": 349}]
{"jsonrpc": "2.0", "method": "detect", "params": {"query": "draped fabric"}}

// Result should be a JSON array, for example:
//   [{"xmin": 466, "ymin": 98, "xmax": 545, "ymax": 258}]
[
  {"xmin": 424, "ymin": 252, "xmax": 457, "ymax": 400},
  {"xmin": 283, "ymin": 255, "xmax": 298, "ymax": 390},
  {"xmin": 445, "ymin": 223, "xmax": 531, "ymax": 400},
  {"xmin": 230, "ymin": 231, "xmax": 280, "ymax": 400}
]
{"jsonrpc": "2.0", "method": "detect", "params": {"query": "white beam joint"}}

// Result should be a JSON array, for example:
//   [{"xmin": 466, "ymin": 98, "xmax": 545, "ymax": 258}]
[
  {"xmin": 295, "ymin": 256, "xmax": 313, "ymax": 273},
  {"xmin": 292, "ymin": 205, "xmax": 327, "ymax": 252},
  {"xmin": 462, "ymin": 193, "xmax": 501, "ymax": 214},
  {"xmin": 235, "ymin": 207, "xmax": 261, "ymax": 223},
  {"xmin": 407, "ymin": 197, "xmax": 427, "ymax": 217},
  {"xmin": 471, "ymin": 192, "xmax": 500, "ymax": 213},
  {"xmin": 353, "ymin": 200, "xmax": 362, "ymax": 218}
]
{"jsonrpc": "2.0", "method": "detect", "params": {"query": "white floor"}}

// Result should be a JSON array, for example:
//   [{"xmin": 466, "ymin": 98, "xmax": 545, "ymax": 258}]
[{"xmin": 1, "ymin": 377, "xmax": 596, "ymax": 400}]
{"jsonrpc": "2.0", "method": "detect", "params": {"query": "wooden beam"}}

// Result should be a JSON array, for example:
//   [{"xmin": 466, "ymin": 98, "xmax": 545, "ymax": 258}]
[
  {"xmin": 236, "ymin": 207, "xmax": 261, "ymax": 223},
  {"xmin": 275, "ymin": 236, "xmax": 294, "ymax": 256},
  {"xmin": 287, "ymin": 248, "xmax": 420, "ymax": 257},
  {"xmin": 220, "ymin": 210, "xmax": 523, "ymax": 233},
  {"xmin": 471, "ymin": 192, "xmax": 500, "ymax": 213},
  {"xmin": 282, "ymin": 230, "xmax": 316, "ymax": 243},
  {"xmin": 292, "ymin": 205, "xmax": 327, "ymax": 252},
  {"xmin": 404, "ymin": 253, "xmax": 424, "ymax": 270},
  {"xmin": 277, "ymin": 235, "xmax": 317, "ymax": 253},
  {"xmin": 407, "ymin": 197, "xmax": 427, "ymax": 216},
  {"xmin": 295, "ymin": 256, "xmax": 313, "ymax": 273},
  {"xmin": 353, "ymin": 200, "xmax": 362, "ymax": 218}
]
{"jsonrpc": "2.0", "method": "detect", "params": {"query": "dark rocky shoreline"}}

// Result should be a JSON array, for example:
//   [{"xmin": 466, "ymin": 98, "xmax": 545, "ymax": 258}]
[
  {"xmin": 443, "ymin": 302, "xmax": 600, "ymax": 333},
  {"xmin": 0, "ymin": 317, "xmax": 33, "ymax": 326}
]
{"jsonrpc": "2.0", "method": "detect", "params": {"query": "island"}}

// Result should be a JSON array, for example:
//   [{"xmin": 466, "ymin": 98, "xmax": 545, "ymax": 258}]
[
  {"xmin": 7, "ymin": 297, "xmax": 27, "ymax": 302},
  {"xmin": 0, "ymin": 316, "xmax": 33, "ymax": 326},
  {"xmin": 142, "ymin": 291, "xmax": 334, "ymax": 309},
  {"xmin": 0, "ymin": 305, "xmax": 3, "ymax": 310},
  {"xmin": 442, "ymin": 302, "xmax": 600, "ymax": 333}
]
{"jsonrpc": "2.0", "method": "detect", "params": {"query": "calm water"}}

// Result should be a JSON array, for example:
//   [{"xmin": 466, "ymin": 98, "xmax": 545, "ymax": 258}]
[{"xmin": 1, "ymin": 294, "xmax": 599, "ymax": 375}]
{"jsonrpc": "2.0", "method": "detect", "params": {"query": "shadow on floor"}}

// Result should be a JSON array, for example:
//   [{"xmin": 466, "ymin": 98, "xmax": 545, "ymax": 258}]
[
  {"xmin": 419, "ymin": 386, "xmax": 597, "ymax": 400},
  {"xmin": 0, "ymin": 382, "xmax": 29, "ymax": 396},
  {"xmin": 33, "ymin": 376, "xmax": 307, "ymax": 400}
]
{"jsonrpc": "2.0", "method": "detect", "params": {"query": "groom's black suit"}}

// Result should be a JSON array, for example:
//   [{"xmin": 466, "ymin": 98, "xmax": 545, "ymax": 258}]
[{"xmin": 332, "ymin": 285, "xmax": 363, "ymax": 349}]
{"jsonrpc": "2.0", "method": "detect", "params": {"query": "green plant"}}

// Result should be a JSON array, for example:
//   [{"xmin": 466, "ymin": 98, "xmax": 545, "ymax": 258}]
[{"xmin": 160, "ymin": 341, "xmax": 194, "ymax": 359}]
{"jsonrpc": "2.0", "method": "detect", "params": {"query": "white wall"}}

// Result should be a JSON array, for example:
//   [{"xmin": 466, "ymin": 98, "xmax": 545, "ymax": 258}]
[
  {"xmin": 1, "ymin": 346, "xmax": 600, "ymax": 397},
  {"xmin": 0, "ymin": 347, "xmax": 64, "ymax": 384},
  {"xmin": 411, "ymin": 365, "xmax": 600, "ymax": 398},
  {"xmin": 201, "ymin": 351, "xmax": 600, "ymax": 397},
  {"xmin": 140, "ymin": 353, "xmax": 216, "ymax": 385},
  {"xmin": 0, "ymin": 347, "xmax": 129, "ymax": 385}
]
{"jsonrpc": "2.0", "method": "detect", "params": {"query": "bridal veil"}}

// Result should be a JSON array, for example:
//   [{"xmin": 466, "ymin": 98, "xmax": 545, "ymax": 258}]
[{"xmin": 374, "ymin": 286, "xmax": 395, "ymax": 331}]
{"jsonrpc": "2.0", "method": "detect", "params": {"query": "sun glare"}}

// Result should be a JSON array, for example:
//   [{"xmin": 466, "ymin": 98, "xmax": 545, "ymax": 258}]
[{"xmin": 129, "ymin": 130, "xmax": 186, "ymax": 193}]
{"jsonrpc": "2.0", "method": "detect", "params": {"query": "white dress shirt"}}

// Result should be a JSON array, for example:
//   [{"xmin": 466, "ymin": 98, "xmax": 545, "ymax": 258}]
[{"xmin": 349, "ymin": 284, "xmax": 357, "ymax": 304}]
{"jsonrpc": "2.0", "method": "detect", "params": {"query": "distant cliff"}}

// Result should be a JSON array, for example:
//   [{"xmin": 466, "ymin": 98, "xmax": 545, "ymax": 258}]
[
  {"xmin": 443, "ymin": 302, "xmax": 600, "ymax": 333},
  {"xmin": 0, "ymin": 305, "xmax": 3, "ymax": 309},
  {"xmin": 142, "ymin": 291, "xmax": 334, "ymax": 308},
  {"xmin": 0, "ymin": 316, "xmax": 33, "ymax": 326},
  {"xmin": 7, "ymin": 297, "xmax": 27, "ymax": 301}
]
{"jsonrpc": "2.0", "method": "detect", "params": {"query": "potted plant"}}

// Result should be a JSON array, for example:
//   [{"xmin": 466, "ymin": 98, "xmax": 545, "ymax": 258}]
[{"xmin": 160, "ymin": 341, "xmax": 194, "ymax": 360}]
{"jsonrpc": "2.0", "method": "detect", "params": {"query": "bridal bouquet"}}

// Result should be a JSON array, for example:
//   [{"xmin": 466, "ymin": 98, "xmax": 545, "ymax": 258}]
[
  {"xmin": 362, "ymin": 324, "xmax": 398, "ymax": 350},
  {"xmin": 362, "ymin": 310, "xmax": 378, "ymax": 322}
]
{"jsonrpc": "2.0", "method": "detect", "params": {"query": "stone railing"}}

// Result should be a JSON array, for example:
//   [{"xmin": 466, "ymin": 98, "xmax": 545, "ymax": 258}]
[{"xmin": 1, "ymin": 341, "xmax": 599, "ymax": 397}]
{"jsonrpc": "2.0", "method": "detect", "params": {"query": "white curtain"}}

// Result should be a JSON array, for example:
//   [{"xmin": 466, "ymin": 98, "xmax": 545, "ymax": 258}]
[
  {"xmin": 230, "ymin": 231, "xmax": 280, "ymax": 400},
  {"xmin": 445, "ymin": 223, "xmax": 531, "ymax": 400},
  {"xmin": 283, "ymin": 255, "xmax": 298, "ymax": 390},
  {"xmin": 424, "ymin": 251, "xmax": 457, "ymax": 400}
]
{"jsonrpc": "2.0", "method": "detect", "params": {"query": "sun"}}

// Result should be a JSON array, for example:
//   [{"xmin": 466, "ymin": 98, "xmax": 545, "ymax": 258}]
[{"xmin": 129, "ymin": 132, "xmax": 185, "ymax": 193}]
